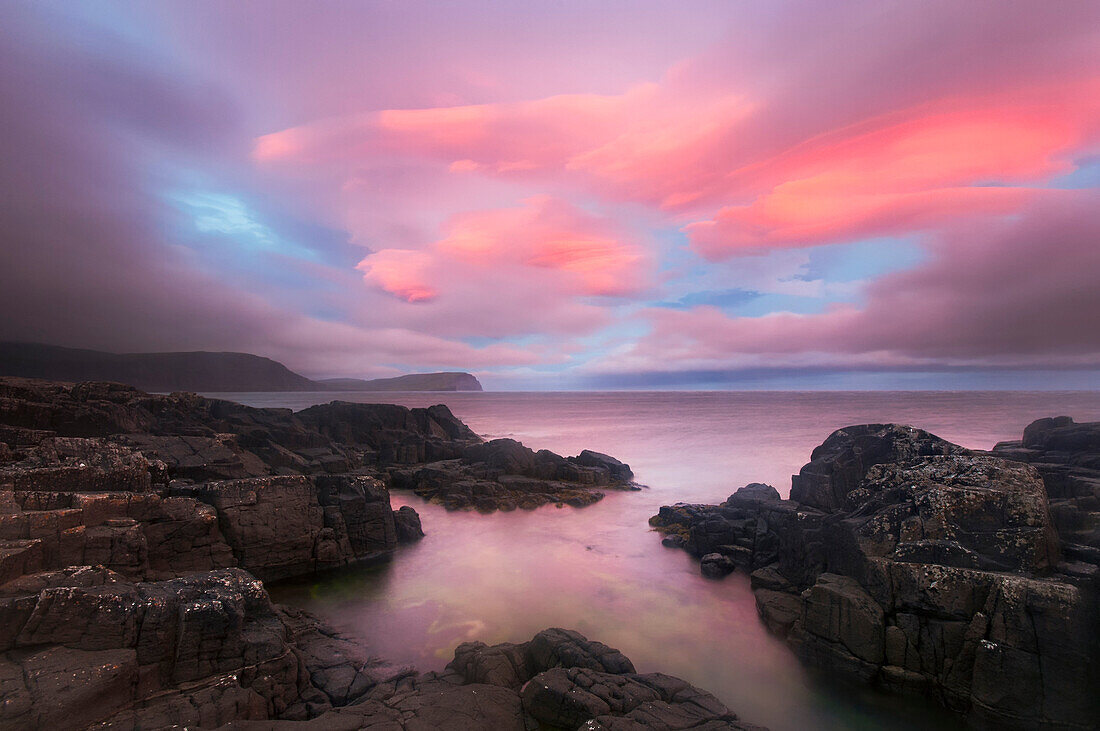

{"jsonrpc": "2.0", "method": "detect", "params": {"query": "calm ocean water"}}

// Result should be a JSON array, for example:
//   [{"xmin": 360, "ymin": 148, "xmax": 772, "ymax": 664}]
[{"xmin": 213, "ymin": 390, "xmax": 1100, "ymax": 731}]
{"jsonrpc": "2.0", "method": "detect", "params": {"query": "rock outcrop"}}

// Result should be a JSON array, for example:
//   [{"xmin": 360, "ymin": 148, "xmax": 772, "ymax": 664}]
[
  {"xmin": 389, "ymin": 438, "xmax": 638, "ymax": 512},
  {"xmin": 992, "ymin": 416, "xmax": 1100, "ymax": 573},
  {"xmin": 0, "ymin": 377, "xmax": 697, "ymax": 730},
  {"xmin": 233, "ymin": 627, "xmax": 762, "ymax": 731},
  {"xmin": 653, "ymin": 422, "xmax": 1100, "ymax": 729},
  {"xmin": 0, "ymin": 567, "xmax": 396, "ymax": 730},
  {"xmin": 0, "ymin": 565, "xmax": 763, "ymax": 729},
  {"xmin": 1, "ymin": 376, "xmax": 628, "ymax": 520}
]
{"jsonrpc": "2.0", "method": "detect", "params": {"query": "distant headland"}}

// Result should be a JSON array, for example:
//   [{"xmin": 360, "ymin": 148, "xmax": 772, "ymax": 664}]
[{"xmin": 0, "ymin": 342, "xmax": 483, "ymax": 393}]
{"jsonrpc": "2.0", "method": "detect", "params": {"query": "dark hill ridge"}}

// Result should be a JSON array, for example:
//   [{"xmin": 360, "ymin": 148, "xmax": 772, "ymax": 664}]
[
  {"xmin": 0, "ymin": 342, "xmax": 483, "ymax": 392},
  {"xmin": 0, "ymin": 342, "xmax": 315, "ymax": 392}
]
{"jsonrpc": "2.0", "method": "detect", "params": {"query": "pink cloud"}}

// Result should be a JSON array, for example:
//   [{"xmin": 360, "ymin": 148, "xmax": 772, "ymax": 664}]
[
  {"xmin": 349, "ymin": 197, "xmax": 651, "ymax": 340},
  {"xmin": 687, "ymin": 85, "xmax": 1100, "ymax": 255},
  {"xmin": 434, "ymin": 196, "xmax": 649, "ymax": 297},
  {"xmin": 258, "ymin": 70, "xmax": 1100, "ymax": 260},
  {"xmin": 591, "ymin": 193, "xmax": 1100, "ymax": 373},
  {"xmin": 241, "ymin": 1, "xmax": 1100, "ymax": 377},
  {"xmin": 357, "ymin": 249, "xmax": 437, "ymax": 303}
]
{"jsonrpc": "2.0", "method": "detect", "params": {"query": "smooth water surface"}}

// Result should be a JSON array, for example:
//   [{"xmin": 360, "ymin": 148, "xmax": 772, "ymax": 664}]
[{"xmin": 212, "ymin": 391, "xmax": 1100, "ymax": 730}]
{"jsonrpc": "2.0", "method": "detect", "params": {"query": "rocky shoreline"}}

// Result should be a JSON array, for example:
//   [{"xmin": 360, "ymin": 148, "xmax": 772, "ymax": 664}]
[
  {"xmin": 0, "ymin": 376, "xmax": 746, "ymax": 730},
  {"xmin": 652, "ymin": 421, "xmax": 1100, "ymax": 729}
]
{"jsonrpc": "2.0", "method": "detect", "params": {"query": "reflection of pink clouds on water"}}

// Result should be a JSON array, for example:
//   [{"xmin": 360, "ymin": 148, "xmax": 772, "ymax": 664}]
[{"xmin": 260, "ymin": 390, "xmax": 1100, "ymax": 730}]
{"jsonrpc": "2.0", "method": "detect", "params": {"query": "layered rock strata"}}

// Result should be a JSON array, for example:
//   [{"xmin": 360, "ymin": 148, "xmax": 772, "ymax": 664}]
[
  {"xmin": 0, "ymin": 377, "xmax": 633, "ymax": 513},
  {"xmin": 653, "ymin": 423, "xmax": 1099, "ymax": 729},
  {"xmin": 0, "ymin": 377, "xmax": 711, "ymax": 730}
]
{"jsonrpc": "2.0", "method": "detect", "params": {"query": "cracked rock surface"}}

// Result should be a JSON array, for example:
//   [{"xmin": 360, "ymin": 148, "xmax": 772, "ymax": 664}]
[
  {"xmin": 0, "ymin": 378, "xmax": 751, "ymax": 730},
  {"xmin": 652, "ymin": 421, "xmax": 1099, "ymax": 729}
]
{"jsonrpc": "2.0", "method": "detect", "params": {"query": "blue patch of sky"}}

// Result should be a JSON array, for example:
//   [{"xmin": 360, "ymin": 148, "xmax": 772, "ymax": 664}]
[
  {"xmin": 650, "ymin": 224, "xmax": 928, "ymax": 317},
  {"xmin": 650, "ymin": 238, "xmax": 925, "ymax": 316},
  {"xmin": 20, "ymin": 1, "xmax": 151, "ymax": 55},
  {"xmin": 168, "ymin": 191, "xmax": 322, "ymax": 263},
  {"xmin": 163, "ymin": 187, "xmax": 360, "ymax": 328},
  {"xmin": 1050, "ymin": 156, "xmax": 1100, "ymax": 190},
  {"xmin": 460, "ymin": 334, "xmax": 542, "ymax": 349},
  {"xmin": 798, "ymin": 237, "xmax": 925, "ymax": 283}
]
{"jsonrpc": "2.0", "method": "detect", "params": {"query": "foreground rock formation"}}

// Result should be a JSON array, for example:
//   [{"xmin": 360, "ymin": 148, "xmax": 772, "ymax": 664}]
[
  {"xmin": 0, "ymin": 377, "xmax": 710, "ymax": 729},
  {"xmin": 230, "ymin": 627, "xmax": 762, "ymax": 730},
  {"xmin": 0, "ymin": 565, "xmax": 759, "ymax": 729},
  {"xmin": 653, "ymin": 422, "xmax": 1100, "ymax": 729}
]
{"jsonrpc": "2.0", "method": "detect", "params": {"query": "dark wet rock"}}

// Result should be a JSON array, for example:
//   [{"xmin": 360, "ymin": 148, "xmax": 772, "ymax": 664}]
[
  {"xmin": 0, "ymin": 569, "xmax": 317, "ymax": 729},
  {"xmin": 0, "ymin": 378, "xmax": 694, "ymax": 730},
  {"xmin": 653, "ymin": 421, "xmax": 1100, "ymax": 729},
  {"xmin": 0, "ymin": 436, "xmax": 160, "ymax": 493},
  {"xmin": 0, "ymin": 378, "xmax": 458, "ymax": 586},
  {"xmin": 701, "ymin": 552, "xmax": 736, "ymax": 578},
  {"xmin": 661, "ymin": 533, "xmax": 687, "ymax": 548},
  {"xmin": 0, "ymin": 485, "xmax": 235, "ymax": 582},
  {"xmin": 388, "ymin": 438, "xmax": 636, "ymax": 513},
  {"xmin": 846, "ymin": 454, "xmax": 1060, "ymax": 574},
  {"xmin": 649, "ymin": 502, "xmax": 710, "ymax": 538},
  {"xmin": 1, "ymin": 377, "xmax": 632, "ymax": 520},
  {"xmin": 315, "ymin": 474, "xmax": 400, "ymax": 555},
  {"xmin": 993, "ymin": 416, "xmax": 1100, "ymax": 578},
  {"xmin": 726, "ymin": 482, "xmax": 781, "ymax": 505},
  {"xmin": 169, "ymin": 475, "xmax": 405, "ymax": 581},
  {"xmin": 0, "ymin": 376, "xmax": 481, "ymax": 480},
  {"xmin": 214, "ymin": 627, "xmax": 763, "ymax": 730},
  {"xmin": 791, "ymin": 424, "xmax": 965, "ymax": 512},
  {"xmin": 391, "ymin": 505, "xmax": 424, "ymax": 543},
  {"xmin": 572, "ymin": 449, "xmax": 634, "ymax": 482},
  {"xmin": 296, "ymin": 401, "xmax": 479, "ymax": 465},
  {"xmin": 0, "ymin": 581, "xmax": 768, "ymax": 731}
]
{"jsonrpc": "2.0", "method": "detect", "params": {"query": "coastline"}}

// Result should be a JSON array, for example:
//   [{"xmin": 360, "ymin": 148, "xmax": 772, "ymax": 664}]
[
  {"xmin": 0, "ymin": 378, "xmax": 1096, "ymax": 729},
  {"xmin": 0, "ymin": 377, "xmax": 750, "ymax": 730}
]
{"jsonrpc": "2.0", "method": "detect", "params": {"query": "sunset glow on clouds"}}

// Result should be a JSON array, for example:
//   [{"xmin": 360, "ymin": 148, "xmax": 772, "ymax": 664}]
[
  {"xmin": 359, "ymin": 196, "xmax": 649, "ymax": 304},
  {"xmin": 2, "ymin": 1, "xmax": 1099, "ymax": 387}
]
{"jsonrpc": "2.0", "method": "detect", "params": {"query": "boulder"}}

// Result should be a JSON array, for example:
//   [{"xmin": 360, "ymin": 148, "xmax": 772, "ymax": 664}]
[
  {"xmin": 700, "ymin": 552, "xmax": 736, "ymax": 579},
  {"xmin": 392, "ymin": 506, "xmax": 424, "ymax": 543},
  {"xmin": 571, "ymin": 449, "xmax": 634, "ymax": 482},
  {"xmin": 726, "ymin": 483, "xmax": 781, "ymax": 505},
  {"xmin": 790, "ymin": 424, "xmax": 964, "ymax": 511}
]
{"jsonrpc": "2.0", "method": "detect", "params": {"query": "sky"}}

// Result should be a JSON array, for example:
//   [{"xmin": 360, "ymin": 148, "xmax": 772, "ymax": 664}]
[{"xmin": 1, "ymin": 1, "xmax": 1098, "ymax": 390}]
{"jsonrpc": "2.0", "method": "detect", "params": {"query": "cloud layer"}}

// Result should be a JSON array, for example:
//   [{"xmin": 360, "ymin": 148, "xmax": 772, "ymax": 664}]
[{"xmin": 1, "ymin": 1, "xmax": 1098, "ymax": 387}]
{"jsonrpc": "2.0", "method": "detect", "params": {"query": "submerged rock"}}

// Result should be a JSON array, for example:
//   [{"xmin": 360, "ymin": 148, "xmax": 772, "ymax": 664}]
[{"xmin": 653, "ymin": 421, "xmax": 1100, "ymax": 729}]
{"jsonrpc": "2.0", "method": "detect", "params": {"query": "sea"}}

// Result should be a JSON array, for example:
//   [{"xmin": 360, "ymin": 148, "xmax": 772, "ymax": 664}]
[{"xmin": 207, "ymin": 390, "xmax": 1100, "ymax": 731}]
